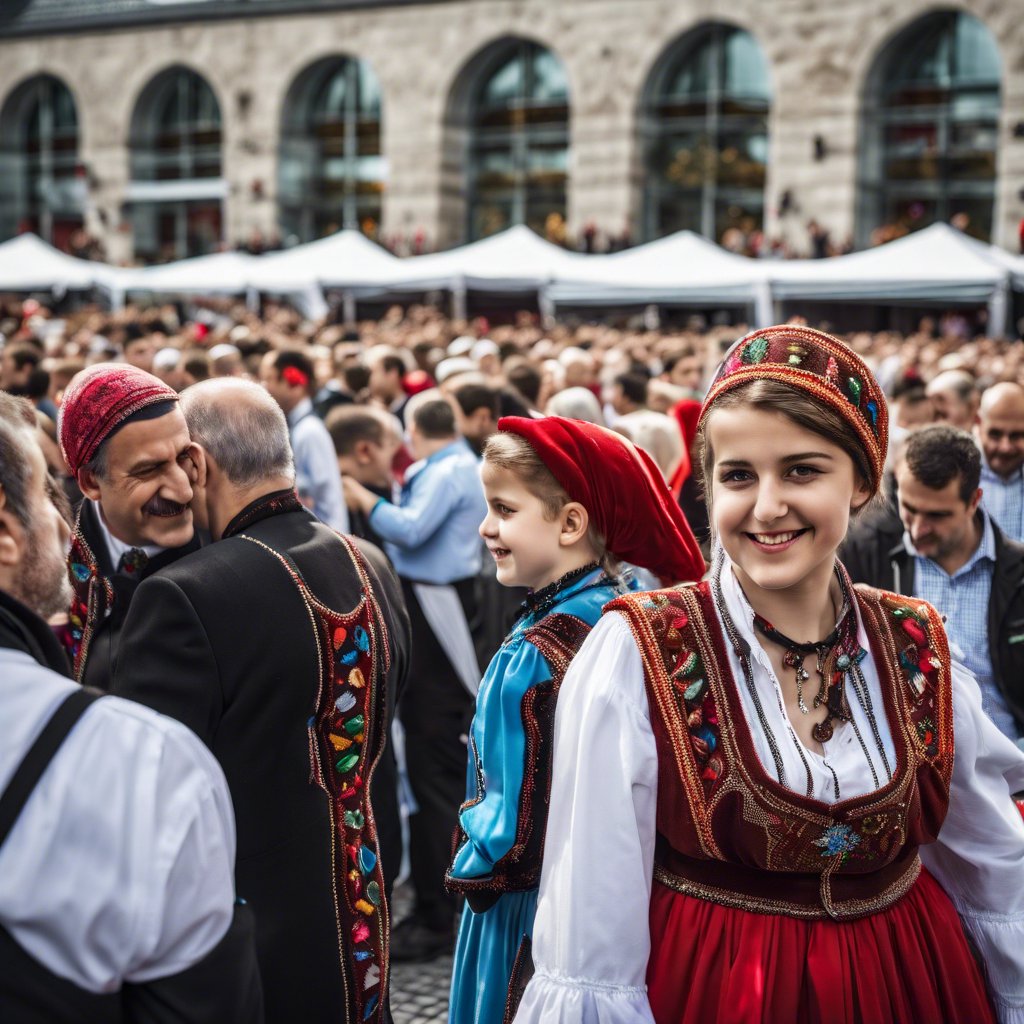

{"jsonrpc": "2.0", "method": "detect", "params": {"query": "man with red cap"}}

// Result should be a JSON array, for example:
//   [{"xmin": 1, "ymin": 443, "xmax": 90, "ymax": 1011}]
[{"xmin": 58, "ymin": 363, "xmax": 202, "ymax": 688}]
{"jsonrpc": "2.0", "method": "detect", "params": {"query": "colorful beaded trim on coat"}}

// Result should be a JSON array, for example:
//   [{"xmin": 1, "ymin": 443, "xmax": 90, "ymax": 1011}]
[
  {"xmin": 66, "ymin": 516, "xmax": 112, "ymax": 681},
  {"xmin": 240, "ymin": 534, "xmax": 391, "ymax": 1024}
]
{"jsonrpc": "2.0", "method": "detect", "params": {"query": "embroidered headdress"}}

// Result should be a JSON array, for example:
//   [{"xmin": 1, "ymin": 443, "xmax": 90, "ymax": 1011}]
[
  {"xmin": 497, "ymin": 415, "xmax": 705, "ymax": 585},
  {"xmin": 699, "ymin": 325, "xmax": 888, "ymax": 494},
  {"xmin": 59, "ymin": 363, "xmax": 179, "ymax": 477}
]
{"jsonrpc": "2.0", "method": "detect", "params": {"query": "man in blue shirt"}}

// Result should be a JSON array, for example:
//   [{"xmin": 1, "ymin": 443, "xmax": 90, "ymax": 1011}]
[
  {"xmin": 844, "ymin": 425, "xmax": 1024, "ymax": 746},
  {"xmin": 344, "ymin": 396, "xmax": 487, "ymax": 960},
  {"xmin": 976, "ymin": 382, "xmax": 1024, "ymax": 542}
]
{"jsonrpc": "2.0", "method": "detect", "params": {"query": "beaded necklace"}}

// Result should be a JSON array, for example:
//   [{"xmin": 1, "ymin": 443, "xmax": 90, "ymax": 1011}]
[
  {"xmin": 515, "ymin": 562, "xmax": 611, "ymax": 626},
  {"xmin": 713, "ymin": 556, "xmax": 892, "ymax": 800}
]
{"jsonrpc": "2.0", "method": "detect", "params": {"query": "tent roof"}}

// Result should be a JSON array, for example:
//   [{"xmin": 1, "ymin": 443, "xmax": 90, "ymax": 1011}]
[
  {"xmin": 384, "ymin": 225, "xmax": 592, "ymax": 292},
  {"xmin": 767, "ymin": 223, "xmax": 1007, "ymax": 302},
  {"xmin": 128, "ymin": 250, "xmax": 261, "ymax": 293},
  {"xmin": 0, "ymin": 233, "xmax": 105, "ymax": 292},
  {"xmin": 548, "ymin": 230, "xmax": 767, "ymax": 306},
  {"xmin": 247, "ymin": 229, "xmax": 401, "ymax": 290}
]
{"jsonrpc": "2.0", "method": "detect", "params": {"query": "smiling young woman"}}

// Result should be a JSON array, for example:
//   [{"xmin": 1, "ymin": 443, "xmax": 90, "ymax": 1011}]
[{"xmin": 511, "ymin": 326, "xmax": 1024, "ymax": 1024}]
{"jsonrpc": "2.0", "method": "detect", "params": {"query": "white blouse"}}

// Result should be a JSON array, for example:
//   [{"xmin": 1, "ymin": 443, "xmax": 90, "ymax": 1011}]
[{"xmin": 514, "ymin": 570, "xmax": 1024, "ymax": 1024}]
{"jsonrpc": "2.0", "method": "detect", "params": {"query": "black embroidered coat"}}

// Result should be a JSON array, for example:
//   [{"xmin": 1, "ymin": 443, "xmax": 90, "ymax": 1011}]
[
  {"xmin": 67, "ymin": 499, "xmax": 200, "ymax": 689},
  {"xmin": 111, "ymin": 495, "xmax": 410, "ymax": 1024}
]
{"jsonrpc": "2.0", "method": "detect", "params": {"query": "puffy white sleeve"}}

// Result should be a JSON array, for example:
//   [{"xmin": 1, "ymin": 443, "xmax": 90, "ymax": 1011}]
[
  {"xmin": 514, "ymin": 612, "xmax": 658, "ymax": 1024},
  {"xmin": 919, "ymin": 662, "xmax": 1024, "ymax": 1024}
]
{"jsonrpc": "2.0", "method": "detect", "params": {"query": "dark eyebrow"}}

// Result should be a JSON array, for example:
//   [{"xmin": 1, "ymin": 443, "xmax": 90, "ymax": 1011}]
[
  {"xmin": 718, "ymin": 451, "xmax": 834, "ymax": 469},
  {"xmin": 901, "ymin": 500, "xmax": 952, "ymax": 518}
]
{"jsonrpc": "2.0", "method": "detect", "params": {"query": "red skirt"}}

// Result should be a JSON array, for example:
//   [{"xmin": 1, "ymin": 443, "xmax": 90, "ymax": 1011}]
[{"xmin": 646, "ymin": 868, "xmax": 994, "ymax": 1024}]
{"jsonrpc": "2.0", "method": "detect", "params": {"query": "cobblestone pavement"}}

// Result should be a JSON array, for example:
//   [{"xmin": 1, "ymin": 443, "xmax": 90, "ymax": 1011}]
[{"xmin": 389, "ymin": 884, "xmax": 452, "ymax": 1023}]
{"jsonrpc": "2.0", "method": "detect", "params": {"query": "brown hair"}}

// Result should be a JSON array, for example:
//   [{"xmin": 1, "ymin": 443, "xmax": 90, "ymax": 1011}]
[
  {"xmin": 698, "ymin": 379, "xmax": 875, "ymax": 513},
  {"xmin": 483, "ymin": 431, "xmax": 618, "ymax": 575}
]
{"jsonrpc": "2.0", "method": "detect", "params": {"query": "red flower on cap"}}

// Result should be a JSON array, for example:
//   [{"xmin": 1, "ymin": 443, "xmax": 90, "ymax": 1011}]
[
  {"xmin": 58, "ymin": 364, "xmax": 179, "ymax": 477},
  {"xmin": 282, "ymin": 365, "xmax": 310, "ymax": 388},
  {"xmin": 498, "ymin": 416, "xmax": 705, "ymax": 586}
]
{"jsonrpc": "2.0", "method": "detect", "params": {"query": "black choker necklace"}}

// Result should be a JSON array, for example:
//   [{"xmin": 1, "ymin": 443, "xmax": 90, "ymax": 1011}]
[
  {"xmin": 751, "ymin": 581, "xmax": 860, "ymax": 743},
  {"xmin": 519, "ymin": 563, "xmax": 603, "ymax": 622}
]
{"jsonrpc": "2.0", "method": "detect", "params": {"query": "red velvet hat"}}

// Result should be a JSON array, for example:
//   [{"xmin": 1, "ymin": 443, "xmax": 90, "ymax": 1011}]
[
  {"xmin": 497, "ymin": 415, "xmax": 705, "ymax": 585},
  {"xmin": 699, "ymin": 325, "xmax": 888, "ymax": 494},
  {"xmin": 59, "ymin": 363, "xmax": 179, "ymax": 477}
]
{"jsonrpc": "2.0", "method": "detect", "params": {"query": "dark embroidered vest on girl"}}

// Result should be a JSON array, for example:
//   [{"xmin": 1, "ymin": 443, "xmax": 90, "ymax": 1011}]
[
  {"xmin": 606, "ymin": 580, "xmax": 954, "ymax": 921},
  {"xmin": 236, "ymin": 519, "xmax": 392, "ymax": 1024}
]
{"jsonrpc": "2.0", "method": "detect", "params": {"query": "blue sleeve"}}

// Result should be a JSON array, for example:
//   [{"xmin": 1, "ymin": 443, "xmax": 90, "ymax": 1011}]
[
  {"xmin": 450, "ymin": 639, "xmax": 554, "ymax": 879},
  {"xmin": 369, "ymin": 464, "xmax": 459, "ymax": 549}
]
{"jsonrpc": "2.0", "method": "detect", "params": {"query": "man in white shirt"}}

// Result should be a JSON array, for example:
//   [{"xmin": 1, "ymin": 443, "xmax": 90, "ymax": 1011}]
[
  {"xmin": 977, "ymin": 381, "xmax": 1024, "ymax": 542},
  {"xmin": 0, "ymin": 390, "xmax": 261, "ymax": 1022},
  {"xmin": 259, "ymin": 347, "xmax": 349, "ymax": 532}
]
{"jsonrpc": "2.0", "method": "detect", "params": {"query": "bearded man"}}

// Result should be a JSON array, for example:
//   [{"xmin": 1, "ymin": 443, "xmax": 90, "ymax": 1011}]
[
  {"xmin": 57, "ymin": 364, "xmax": 201, "ymax": 687},
  {"xmin": 0, "ymin": 391, "xmax": 262, "ymax": 1022}
]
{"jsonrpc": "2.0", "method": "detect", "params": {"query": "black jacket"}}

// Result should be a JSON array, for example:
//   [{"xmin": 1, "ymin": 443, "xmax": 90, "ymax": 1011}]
[
  {"xmin": 112, "ymin": 497, "xmax": 410, "ymax": 1024},
  {"xmin": 71, "ymin": 499, "xmax": 200, "ymax": 689},
  {"xmin": 842, "ymin": 503, "xmax": 1024, "ymax": 733}
]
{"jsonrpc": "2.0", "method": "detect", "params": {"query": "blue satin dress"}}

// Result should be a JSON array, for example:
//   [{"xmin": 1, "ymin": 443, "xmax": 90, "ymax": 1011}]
[{"xmin": 448, "ymin": 568, "xmax": 631, "ymax": 1024}]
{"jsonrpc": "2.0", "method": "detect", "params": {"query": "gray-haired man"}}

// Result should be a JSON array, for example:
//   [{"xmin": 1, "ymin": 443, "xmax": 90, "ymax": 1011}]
[{"xmin": 113, "ymin": 378, "xmax": 410, "ymax": 1024}]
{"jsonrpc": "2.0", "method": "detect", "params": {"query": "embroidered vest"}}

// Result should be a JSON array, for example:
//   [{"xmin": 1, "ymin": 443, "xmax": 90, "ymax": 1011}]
[
  {"xmin": 240, "ymin": 533, "xmax": 392, "ymax": 1024},
  {"xmin": 65, "ymin": 521, "xmax": 112, "ymax": 683},
  {"xmin": 606, "ymin": 582, "xmax": 954, "ymax": 922},
  {"xmin": 447, "ymin": 612, "xmax": 593, "ymax": 898}
]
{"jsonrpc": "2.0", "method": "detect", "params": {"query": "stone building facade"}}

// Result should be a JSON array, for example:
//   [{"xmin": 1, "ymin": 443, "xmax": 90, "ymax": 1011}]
[{"xmin": 0, "ymin": 0, "xmax": 1021, "ymax": 264}]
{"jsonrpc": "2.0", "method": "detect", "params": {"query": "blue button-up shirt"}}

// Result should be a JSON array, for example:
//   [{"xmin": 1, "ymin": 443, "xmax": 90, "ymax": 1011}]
[
  {"xmin": 288, "ymin": 397, "xmax": 348, "ymax": 533},
  {"xmin": 981, "ymin": 454, "xmax": 1024, "ymax": 543},
  {"xmin": 370, "ymin": 438, "xmax": 486, "ymax": 584},
  {"xmin": 906, "ymin": 513, "xmax": 1021, "ymax": 741}
]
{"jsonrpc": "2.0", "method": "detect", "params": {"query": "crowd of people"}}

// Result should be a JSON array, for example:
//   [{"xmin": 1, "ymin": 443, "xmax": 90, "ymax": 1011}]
[{"xmin": 1, "ymin": 296, "xmax": 1023, "ymax": 1024}]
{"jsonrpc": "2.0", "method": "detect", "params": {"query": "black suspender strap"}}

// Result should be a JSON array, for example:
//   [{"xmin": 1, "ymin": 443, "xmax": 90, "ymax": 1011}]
[{"xmin": 0, "ymin": 688, "xmax": 102, "ymax": 849}]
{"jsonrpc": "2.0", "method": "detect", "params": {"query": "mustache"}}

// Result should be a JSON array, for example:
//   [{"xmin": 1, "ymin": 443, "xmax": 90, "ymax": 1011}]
[{"xmin": 142, "ymin": 495, "xmax": 189, "ymax": 518}]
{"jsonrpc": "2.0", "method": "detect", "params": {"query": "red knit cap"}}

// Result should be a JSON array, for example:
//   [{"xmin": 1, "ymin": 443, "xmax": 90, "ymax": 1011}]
[
  {"xmin": 699, "ymin": 325, "xmax": 888, "ymax": 494},
  {"xmin": 497, "ymin": 416, "xmax": 705, "ymax": 585},
  {"xmin": 59, "ymin": 363, "xmax": 179, "ymax": 477}
]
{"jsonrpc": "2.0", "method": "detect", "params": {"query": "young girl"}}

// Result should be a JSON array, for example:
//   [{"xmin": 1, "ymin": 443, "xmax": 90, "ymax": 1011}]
[
  {"xmin": 514, "ymin": 326, "xmax": 1024, "ymax": 1024},
  {"xmin": 447, "ymin": 415, "xmax": 704, "ymax": 1024}
]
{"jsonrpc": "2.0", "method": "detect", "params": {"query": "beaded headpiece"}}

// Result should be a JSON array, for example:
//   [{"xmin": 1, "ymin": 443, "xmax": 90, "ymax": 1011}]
[{"xmin": 699, "ymin": 325, "xmax": 888, "ymax": 494}]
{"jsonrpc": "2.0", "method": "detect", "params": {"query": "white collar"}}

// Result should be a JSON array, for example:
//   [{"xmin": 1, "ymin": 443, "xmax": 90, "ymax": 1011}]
[
  {"xmin": 91, "ymin": 500, "xmax": 165, "ymax": 570},
  {"xmin": 287, "ymin": 397, "xmax": 314, "ymax": 428}
]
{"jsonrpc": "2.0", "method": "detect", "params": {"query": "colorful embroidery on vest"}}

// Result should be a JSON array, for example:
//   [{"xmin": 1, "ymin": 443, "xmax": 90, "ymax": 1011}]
[
  {"xmin": 814, "ymin": 823, "xmax": 861, "ymax": 861},
  {"xmin": 241, "ymin": 535, "xmax": 391, "ymax": 1024},
  {"xmin": 608, "ymin": 581, "xmax": 955, "ymax": 921},
  {"xmin": 880, "ymin": 593, "xmax": 947, "ymax": 764},
  {"xmin": 640, "ymin": 589, "xmax": 724, "ymax": 792},
  {"xmin": 66, "ymin": 520, "xmax": 112, "ymax": 681}
]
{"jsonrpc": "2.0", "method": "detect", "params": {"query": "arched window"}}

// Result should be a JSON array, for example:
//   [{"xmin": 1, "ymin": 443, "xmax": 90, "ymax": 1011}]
[
  {"xmin": 279, "ymin": 57, "xmax": 384, "ymax": 243},
  {"xmin": 466, "ymin": 40, "xmax": 569, "ymax": 241},
  {"xmin": 641, "ymin": 24, "xmax": 771, "ymax": 244},
  {"xmin": 860, "ymin": 10, "xmax": 1001, "ymax": 244},
  {"xmin": 128, "ymin": 67, "xmax": 223, "ymax": 261},
  {"xmin": 0, "ymin": 75, "xmax": 82, "ymax": 248}
]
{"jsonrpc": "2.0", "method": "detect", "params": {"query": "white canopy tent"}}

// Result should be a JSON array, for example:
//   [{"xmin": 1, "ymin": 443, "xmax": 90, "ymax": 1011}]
[
  {"xmin": 546, "ymin": 230, "xmax": 774, "ymax": 325},
  {"xmin": 0, "ymin": 233, "xmax": 111, "ymax": 294},
  {"xmin": 378, "ymin": 225, "xmax": 594, "ymax": 316},
  {"xmin": 767, "ymin": 223, "xmax": 1012, "ymax": 335},
  {"xmin": 127, "ymin": 251, "xmax": 264, "ymax": 295},
  {"xmin": 245, "ymin": 229, "xmax": 402, "ymax": 292}
]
